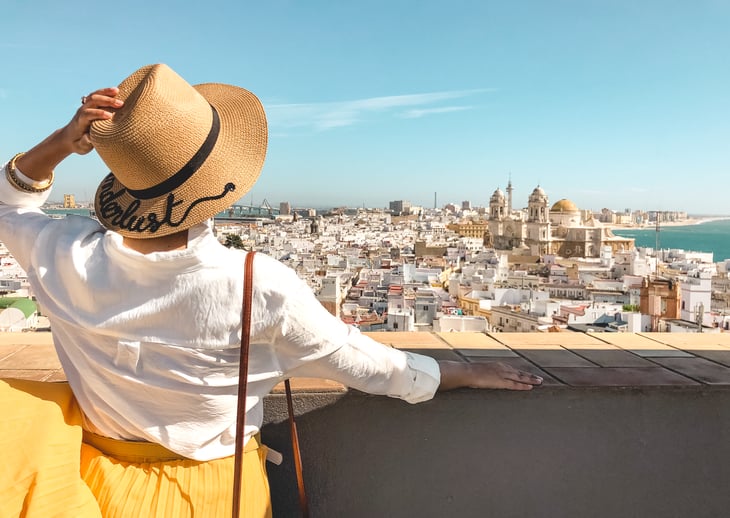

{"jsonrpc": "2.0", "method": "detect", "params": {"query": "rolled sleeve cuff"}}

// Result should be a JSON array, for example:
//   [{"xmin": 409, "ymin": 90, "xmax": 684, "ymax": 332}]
[
  {"xmin": 0, "ymin": 163, "xmax": 53, "ymax": 208},
  {"xmin": 401, "ymin": 351, "xmax": 441, "ymax": 404}
]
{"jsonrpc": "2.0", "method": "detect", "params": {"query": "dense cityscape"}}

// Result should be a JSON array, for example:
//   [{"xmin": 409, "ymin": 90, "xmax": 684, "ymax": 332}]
[
  {"xmin": 224, "ymin": 186, "xmax": 728, "ymax": 335},
  {"xmin": 7, "ymin": 182, "xmax": 725, "ymax": 335}
]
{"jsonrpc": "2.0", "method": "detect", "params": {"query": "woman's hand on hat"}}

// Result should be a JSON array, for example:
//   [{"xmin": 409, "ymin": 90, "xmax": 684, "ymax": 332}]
[
  {"xmin": 13, "ymin": 88, "xmax": 124, "ymax": 184},
  {"xmin": 61, "ymin": 87, "xmax": 123, "ymax": 155},
  {"xmin": 438, "ymin": 360, "xmax": 543, "ymax": 391}
]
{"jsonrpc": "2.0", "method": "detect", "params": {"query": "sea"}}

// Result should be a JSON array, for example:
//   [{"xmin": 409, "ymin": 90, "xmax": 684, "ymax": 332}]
[{"xmin": 612, "ymin": 218, "xmax": 730, "ymax": 262}]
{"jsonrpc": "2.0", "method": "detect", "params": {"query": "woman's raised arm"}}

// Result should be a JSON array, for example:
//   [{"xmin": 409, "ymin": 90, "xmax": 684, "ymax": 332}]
[{"xmin": 15, "ymin": 87, "xmax": 122, "ymax": 183}]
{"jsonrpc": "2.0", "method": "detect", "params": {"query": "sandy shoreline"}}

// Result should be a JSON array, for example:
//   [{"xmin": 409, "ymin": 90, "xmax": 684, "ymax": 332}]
[{"xmin": 609, "ymin": 216, "xmax": 730, "ymax": 230}]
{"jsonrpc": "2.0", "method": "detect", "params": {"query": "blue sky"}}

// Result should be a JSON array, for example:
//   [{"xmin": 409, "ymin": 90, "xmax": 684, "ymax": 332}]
[{"xmin": 3, "ymin": 0, "xmax": 729, "ymax": 214}]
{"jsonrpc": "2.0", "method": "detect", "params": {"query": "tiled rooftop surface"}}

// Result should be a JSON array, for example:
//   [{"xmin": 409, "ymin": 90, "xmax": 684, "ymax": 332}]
[{"xmin": 3, "ymin": 331, "xmax": 730, "ymax": 389}]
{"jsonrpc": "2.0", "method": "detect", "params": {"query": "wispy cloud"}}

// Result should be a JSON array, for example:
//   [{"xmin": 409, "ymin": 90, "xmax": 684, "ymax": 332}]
[
  {"xmin": 400, "ymin": 105, "xmax": 472, "ymax": 119},
  {"xmin": 266, "ymin": 88, "xmax": 493, "ymax": 132}
]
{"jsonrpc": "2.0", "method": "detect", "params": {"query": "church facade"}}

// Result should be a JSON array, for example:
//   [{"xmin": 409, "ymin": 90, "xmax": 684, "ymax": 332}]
[{"xmin": 486, "ymin": 182, "xmax": 634, "ymax": 258}]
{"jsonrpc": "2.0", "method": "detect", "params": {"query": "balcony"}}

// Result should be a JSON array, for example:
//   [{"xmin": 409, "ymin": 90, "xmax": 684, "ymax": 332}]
[{"xmin": 2, "ymin": 331, "xmax": 729, "ymax": 517}]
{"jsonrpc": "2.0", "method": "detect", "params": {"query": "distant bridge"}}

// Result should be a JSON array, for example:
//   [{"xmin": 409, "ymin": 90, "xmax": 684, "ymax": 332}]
[
  {"xmin": 219, "ymin": 204, "xmax": 279, "ymax": 218},
  {"xmin": 216, "ymin": 199, "xmax": 316, "ymax": 220},
  {"xmin": 216, "ymin": 198, "xmax": 280, "ymax": 219}
]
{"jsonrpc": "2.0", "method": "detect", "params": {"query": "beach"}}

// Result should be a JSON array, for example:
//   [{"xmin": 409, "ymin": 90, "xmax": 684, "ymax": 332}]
[{"xmin": 608, "ymin": 216, "xmax": 730, "ymax": 230}]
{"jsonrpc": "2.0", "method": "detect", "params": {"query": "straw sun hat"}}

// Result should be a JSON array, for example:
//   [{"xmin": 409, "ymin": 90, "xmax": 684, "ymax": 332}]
[{"xmin": 91, "ymin": 63, "xmax": 267, "ymax": 238}]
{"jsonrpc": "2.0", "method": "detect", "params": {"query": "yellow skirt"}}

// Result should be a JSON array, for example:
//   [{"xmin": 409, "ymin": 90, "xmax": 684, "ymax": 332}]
[{"xmin": 0, "ymin": 379, "xmax": 272, "ymax": 518}]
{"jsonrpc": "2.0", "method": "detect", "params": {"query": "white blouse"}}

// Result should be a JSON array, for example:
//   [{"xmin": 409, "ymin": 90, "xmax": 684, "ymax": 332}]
[{"xmin": 0, "ymin": 163, "xmax": 440, "ymax": 461}]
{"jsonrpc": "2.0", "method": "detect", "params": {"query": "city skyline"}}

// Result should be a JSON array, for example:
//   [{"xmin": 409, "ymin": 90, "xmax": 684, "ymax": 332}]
[
  {"xmin": 39, "ymin": 181, "xmax": 730, "ymax": 219},
  {"xmin": 3, "ymin": 1, "xmax": 729, "ymax": 214}
]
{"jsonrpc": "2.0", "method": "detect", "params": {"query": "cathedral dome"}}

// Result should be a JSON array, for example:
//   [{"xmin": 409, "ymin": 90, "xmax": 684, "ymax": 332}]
[
  {"xmin": 529, "ymin": 186, "xmax": 548, "ymax": 203},
  {"xmin": 550, "ymin": 198, "xmax": 579, "ymax": 213},
  {"xmin": 491, "ymin": 188, "xmax": 505, "ymax": 200}
]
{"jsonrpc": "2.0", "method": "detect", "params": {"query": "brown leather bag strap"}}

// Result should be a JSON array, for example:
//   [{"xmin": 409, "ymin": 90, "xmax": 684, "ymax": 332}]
[
  {"xmin": 285, "ymin": 379, "xmax": 310, "ymax": 517},
  {"xmin": 232, "ymin": 251, "xmax": 256, "ymax": 518},
  {"xmin": 232, "ymin": 251, "xmax": 310, "ymax": 518}
]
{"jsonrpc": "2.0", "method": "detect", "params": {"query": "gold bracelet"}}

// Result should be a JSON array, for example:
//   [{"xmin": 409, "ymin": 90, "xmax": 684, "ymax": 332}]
[{"xmin": 5, "ymin": 152, "xmax": 54, "ymax": 193}]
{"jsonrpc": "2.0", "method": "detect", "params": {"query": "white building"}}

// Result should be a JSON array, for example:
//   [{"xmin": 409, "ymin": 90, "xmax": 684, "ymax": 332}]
[{"xmin": 680, "ymin": 271, "xmax": 713, "ymax": 325}]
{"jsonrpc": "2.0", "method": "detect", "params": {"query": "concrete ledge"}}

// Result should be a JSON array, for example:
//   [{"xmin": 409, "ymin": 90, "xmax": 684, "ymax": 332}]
[{"xmin": 4, "ymin": 331, "xmax": 730, "ymax": 388}]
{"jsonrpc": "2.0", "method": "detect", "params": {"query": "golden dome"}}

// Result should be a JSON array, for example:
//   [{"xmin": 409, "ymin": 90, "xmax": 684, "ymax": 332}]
[{"xmin": 550, "ymin": 198, "xmax": 579, "ymax": 213}]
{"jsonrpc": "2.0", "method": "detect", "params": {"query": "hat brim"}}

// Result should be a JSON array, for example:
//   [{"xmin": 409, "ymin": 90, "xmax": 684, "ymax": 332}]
[{"xmin": 93, "ymin": 82, "xmax": 267, "ymax": 239}]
